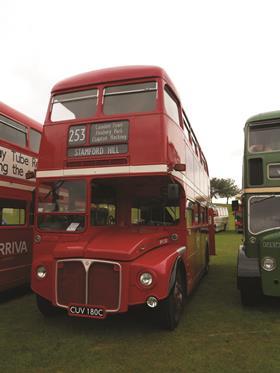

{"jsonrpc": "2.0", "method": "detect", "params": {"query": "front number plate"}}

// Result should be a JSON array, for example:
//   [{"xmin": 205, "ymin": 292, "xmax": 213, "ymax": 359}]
[{"xmin": 68, "ymin": 304, "xmax": 106, "ymax": 319}]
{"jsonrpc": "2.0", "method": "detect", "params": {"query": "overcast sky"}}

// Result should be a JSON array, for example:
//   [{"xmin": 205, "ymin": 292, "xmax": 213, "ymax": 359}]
[{"xmin": 1, "ymin": 0, "xmax": 280, "ymax": 189}]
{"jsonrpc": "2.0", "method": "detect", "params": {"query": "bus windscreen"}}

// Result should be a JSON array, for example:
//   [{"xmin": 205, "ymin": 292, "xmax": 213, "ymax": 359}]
[
  {"xmin": 103, "ymin": 81, "xmax": 157, "ymax": 115},
  {"xmin": 249, "ymin": 124, "xmax": 280, "ymax": 153},
  {"xmin": 37, "ymin": 180, "xmax": 86, "ymax": 231},
  {"xmin": 51, "ymin": 89, "xmax": 98, "ymax": 122}
]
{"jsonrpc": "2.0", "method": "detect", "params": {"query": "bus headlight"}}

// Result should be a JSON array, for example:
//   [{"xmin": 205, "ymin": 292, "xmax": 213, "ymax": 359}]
[
  {"xmin": 34, "ymin": 234, "xmax": 41, "ymax": 243},
  {"xmin": 261, "ymin": 257, "xmax": 277, "ymax": 272},
  {"xmin": 37, "ymin": 266, "xmax": 47, "ymax": 279},
  {"xmin": 147, "ymin": 296, "xmax": 158, "ymax": 308},
  {"xmin": 139, "ymin": 272, "xmax": 153, "ymax": 287}
]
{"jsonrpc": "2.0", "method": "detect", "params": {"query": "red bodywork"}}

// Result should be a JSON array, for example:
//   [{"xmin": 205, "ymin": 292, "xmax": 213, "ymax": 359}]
[
  {"xmin": 32, "ymin": 66, "xmax": 215, "ymax": 316},
  {"xmin": 0, "ymin": 102, "xmax": 42, "ymax": 291}
]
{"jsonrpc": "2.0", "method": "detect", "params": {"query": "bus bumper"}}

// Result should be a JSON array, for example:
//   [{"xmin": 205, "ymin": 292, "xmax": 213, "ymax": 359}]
[{"xmin": 237, "ymin": 245, "xmax": 261, "ymax": 290}]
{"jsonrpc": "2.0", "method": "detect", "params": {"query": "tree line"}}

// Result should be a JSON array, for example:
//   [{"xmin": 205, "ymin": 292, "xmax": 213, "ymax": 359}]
[{"xmin": 210, "ymin": 178, "xmax": 240, "ymax": 204}]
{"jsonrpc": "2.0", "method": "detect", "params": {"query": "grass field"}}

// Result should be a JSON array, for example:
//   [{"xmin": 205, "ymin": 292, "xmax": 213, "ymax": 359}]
[{"xmin": 1, "ymin": 209, "xmax": 280, "ymax": 372}]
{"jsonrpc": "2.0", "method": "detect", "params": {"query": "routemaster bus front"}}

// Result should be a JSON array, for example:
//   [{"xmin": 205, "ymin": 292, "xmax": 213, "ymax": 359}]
[
  {"xmin": 31, "ymin": 66, "xmax": 212, "ymax": 329},
  {"xmin": 33, "ymin": 175, "xmax": 191, "ymax": 329}
]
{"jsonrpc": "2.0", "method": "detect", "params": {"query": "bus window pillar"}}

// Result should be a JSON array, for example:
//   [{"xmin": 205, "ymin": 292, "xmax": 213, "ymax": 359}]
[{"xmin": 208, "ymin": 208, "xmax": 216, "ymax": 255}]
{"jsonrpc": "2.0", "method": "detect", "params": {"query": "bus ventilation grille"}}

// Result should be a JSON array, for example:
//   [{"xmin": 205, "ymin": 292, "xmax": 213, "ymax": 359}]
[
  {"xmin": 56, "ymin": 260, "xmax": 121, "ymax": 311},
  {"xmin": 66, "ymin": 158, "xmax": 128, "ymax": 168}
]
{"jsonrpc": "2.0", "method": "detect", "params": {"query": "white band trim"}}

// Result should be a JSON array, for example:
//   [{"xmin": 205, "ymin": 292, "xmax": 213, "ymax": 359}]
[
  {"xmin": 171, "ymin": 169, "xmax": 210, "ymax": 203},
  {"xmin": 244, "ymin": 187, "xmax": 280, "ymax": 193},
  {"xmin": 0, "ymin": 180, "xmax": 35, "ymax": 191},
  {"xmin": 36, "ymin": 164, "xmax": 168, "ymax": 178}
]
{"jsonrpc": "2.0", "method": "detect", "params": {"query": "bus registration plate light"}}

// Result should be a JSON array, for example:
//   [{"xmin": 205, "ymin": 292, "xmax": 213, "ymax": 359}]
[{"xmin": 68, "ymin": 304, "xmax": 106, "ymax": 319}]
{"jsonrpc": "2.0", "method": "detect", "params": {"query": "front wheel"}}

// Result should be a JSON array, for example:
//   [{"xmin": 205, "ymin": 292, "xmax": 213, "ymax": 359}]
[
  {"xmin": 36, "ymin": 294, "xmax": 60, "ymax": 317},
  {"xmin": 160, "ymin": 269, "xmax": 185, "ymax": 330},
  {"xmin": 240, "ymin": 287, "xmax": 261, "ymax": 307}
]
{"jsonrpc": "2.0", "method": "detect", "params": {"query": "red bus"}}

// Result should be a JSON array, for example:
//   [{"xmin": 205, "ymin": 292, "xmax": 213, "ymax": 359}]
[
  {"xmin": 0, "ymin": 102, "xmax": 42, "ymax": 291},
  {"xmin": 32, "ymin": 66, "xmax": 215, "ymax": 329}
]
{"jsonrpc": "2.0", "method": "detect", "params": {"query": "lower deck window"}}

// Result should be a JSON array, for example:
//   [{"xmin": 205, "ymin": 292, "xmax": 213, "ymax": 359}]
[
  {"xmin": 131, "ymin": 200, "xmax": 180, "ymax": 226},
  {"xmin": 91, "ymin": 182, "xmax": 116, "ymax": 226},
  {"xmin": 0, "ymin": 199, "xmax": 26, "ymax": 226},
  {"xmin": 37, "ymin": 214, "xmax": 85, "ymax": 231},
  {"xmin": 37, "ymin": 179, "xmax": 86, "ymax": 232},
  {"xmin": 91, "ymin": 204, "xmax": 116, "ymax": 226}
]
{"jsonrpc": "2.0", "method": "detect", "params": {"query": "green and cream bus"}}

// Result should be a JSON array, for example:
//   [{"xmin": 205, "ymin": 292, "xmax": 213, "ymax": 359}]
[{"xmin": 238, "ymin": 111, "xmax": 280, "ymax": 305}]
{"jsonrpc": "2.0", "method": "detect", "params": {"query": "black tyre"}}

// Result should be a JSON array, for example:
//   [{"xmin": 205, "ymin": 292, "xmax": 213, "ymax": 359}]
[
  {"xmin": 240, "ymin": 288, "xmax": 261, "ymax": 307},
  {"xmin": 36, "ymin": 294, "xmax": 60, "ymax": 317},
  {"xmin": 160, "ymin": 269, "xmax": 185, "ymax": 330}
]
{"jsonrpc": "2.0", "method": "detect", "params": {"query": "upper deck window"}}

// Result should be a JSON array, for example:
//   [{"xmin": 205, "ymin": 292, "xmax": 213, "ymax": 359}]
[
  {"xmin": 103, "ymin": 81, "xmax": 157, "ymax": 115},
  {"xmin": 248, "ymin": 124, "xmax": 280, "ymax": 153},
  {"xmin": 29, "ymin": 128, "xmax": 41, "ymax": 153},
  {"xmin": 164, "ymin": 87, "xmax": 180, "ymax": 125},
  {"xmin": 183, "ymin": 118, "xmax": 191, "ymax": 142},
  {"xmin": 38, "ymin": 180, "xmax": 86, "ymax": 213},
  {"xmin": 51, "ymin": 89, "xmax": 98, "ymax": 122},
  {"xmin": 0, "ymin": 114, "xmax": 27, "ymax": 147}
]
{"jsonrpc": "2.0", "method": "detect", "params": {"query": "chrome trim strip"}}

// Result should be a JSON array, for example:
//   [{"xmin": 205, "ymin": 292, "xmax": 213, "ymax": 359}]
[
  {"xmin": 55, "ymin": 258, "xmax": 122, "ymax": 313},
  {"xmin": 0, "ymin": 118, "xmax": 27, "ymax": 134},
  {"xmin": 104, "ymin": 87, "xmax": 157, "ymax": 96},
  {"xmin": 53, "ymin": 95, "xmax": 98, "ymax": 104},
  {"xmin": 176, "ymin": 246, "xmax": 186, "ymax": 255},
  {"xmin": 104, "ymin": 82, "xmax": 157, "ymax": 96}
]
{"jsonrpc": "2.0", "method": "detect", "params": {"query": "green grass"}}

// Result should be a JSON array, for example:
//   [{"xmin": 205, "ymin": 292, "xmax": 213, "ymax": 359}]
[{"xmin": 1, "ymin": 220, "xmax": 280, "ymax": 372}]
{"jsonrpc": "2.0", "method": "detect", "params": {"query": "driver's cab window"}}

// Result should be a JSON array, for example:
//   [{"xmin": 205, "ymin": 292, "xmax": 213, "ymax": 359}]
[{"xmin": 91, "ymin": 182, "xmax": 116, "ymax": 226}]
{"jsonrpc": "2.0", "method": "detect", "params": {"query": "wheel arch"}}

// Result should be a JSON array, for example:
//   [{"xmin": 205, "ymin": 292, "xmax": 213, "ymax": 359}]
[{"xmin": 168, "ymin": 255, "xmax": 187, "ymax": 297}]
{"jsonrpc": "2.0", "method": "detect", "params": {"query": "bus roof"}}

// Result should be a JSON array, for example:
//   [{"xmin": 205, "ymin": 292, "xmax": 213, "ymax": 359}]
[
  {"xmin": 51, "ymin": 65, "xmax": 180, "ymax": 98},
  {"xmin": 245, "ymin": 110, "xmax": 280, "ymax": 125},
  {"xmin": 0, "ymin": 101, "xmax": 42, "ymax": 132}
]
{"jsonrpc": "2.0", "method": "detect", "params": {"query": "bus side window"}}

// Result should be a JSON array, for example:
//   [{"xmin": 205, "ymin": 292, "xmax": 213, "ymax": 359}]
[
  {"xmin": 0, "ymin": 114, "xmax": 27, "ymax": 147},
  {"xmin": 200, "ymin": 206, "xmax": 205, "ymax": 223},
  {"xmin": 194, "ymin": 203, "xmax": 200, "ymax": 224},
  {"xmin": 0, "ymin": 207, "xmax": 4, "ymax": 225},
  {"xmin": 164, "ymin": 86, "xmax": 180, "ymax": 126},
  {"xmin": 0, "ymin": 199, "xmax": 26, "ymax": 226},
  {"xmin": 185, "ymin": 208, "xmax": 193, "ymax": 228}
]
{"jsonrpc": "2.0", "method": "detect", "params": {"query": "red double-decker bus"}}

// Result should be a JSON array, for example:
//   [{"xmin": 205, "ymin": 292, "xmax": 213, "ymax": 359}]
[
  {"xmin": 0, "ymin": 102, "xmax": 42, "ymax": 291},
  {"xmin": 32, "ymin": 66, "xmax": 215, "ymax": 329}
]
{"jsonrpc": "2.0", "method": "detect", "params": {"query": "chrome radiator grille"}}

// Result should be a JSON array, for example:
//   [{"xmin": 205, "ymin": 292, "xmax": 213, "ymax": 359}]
[{"xmin": 56, "ymin": 259, "xmax": 121, "ymax": 312}]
